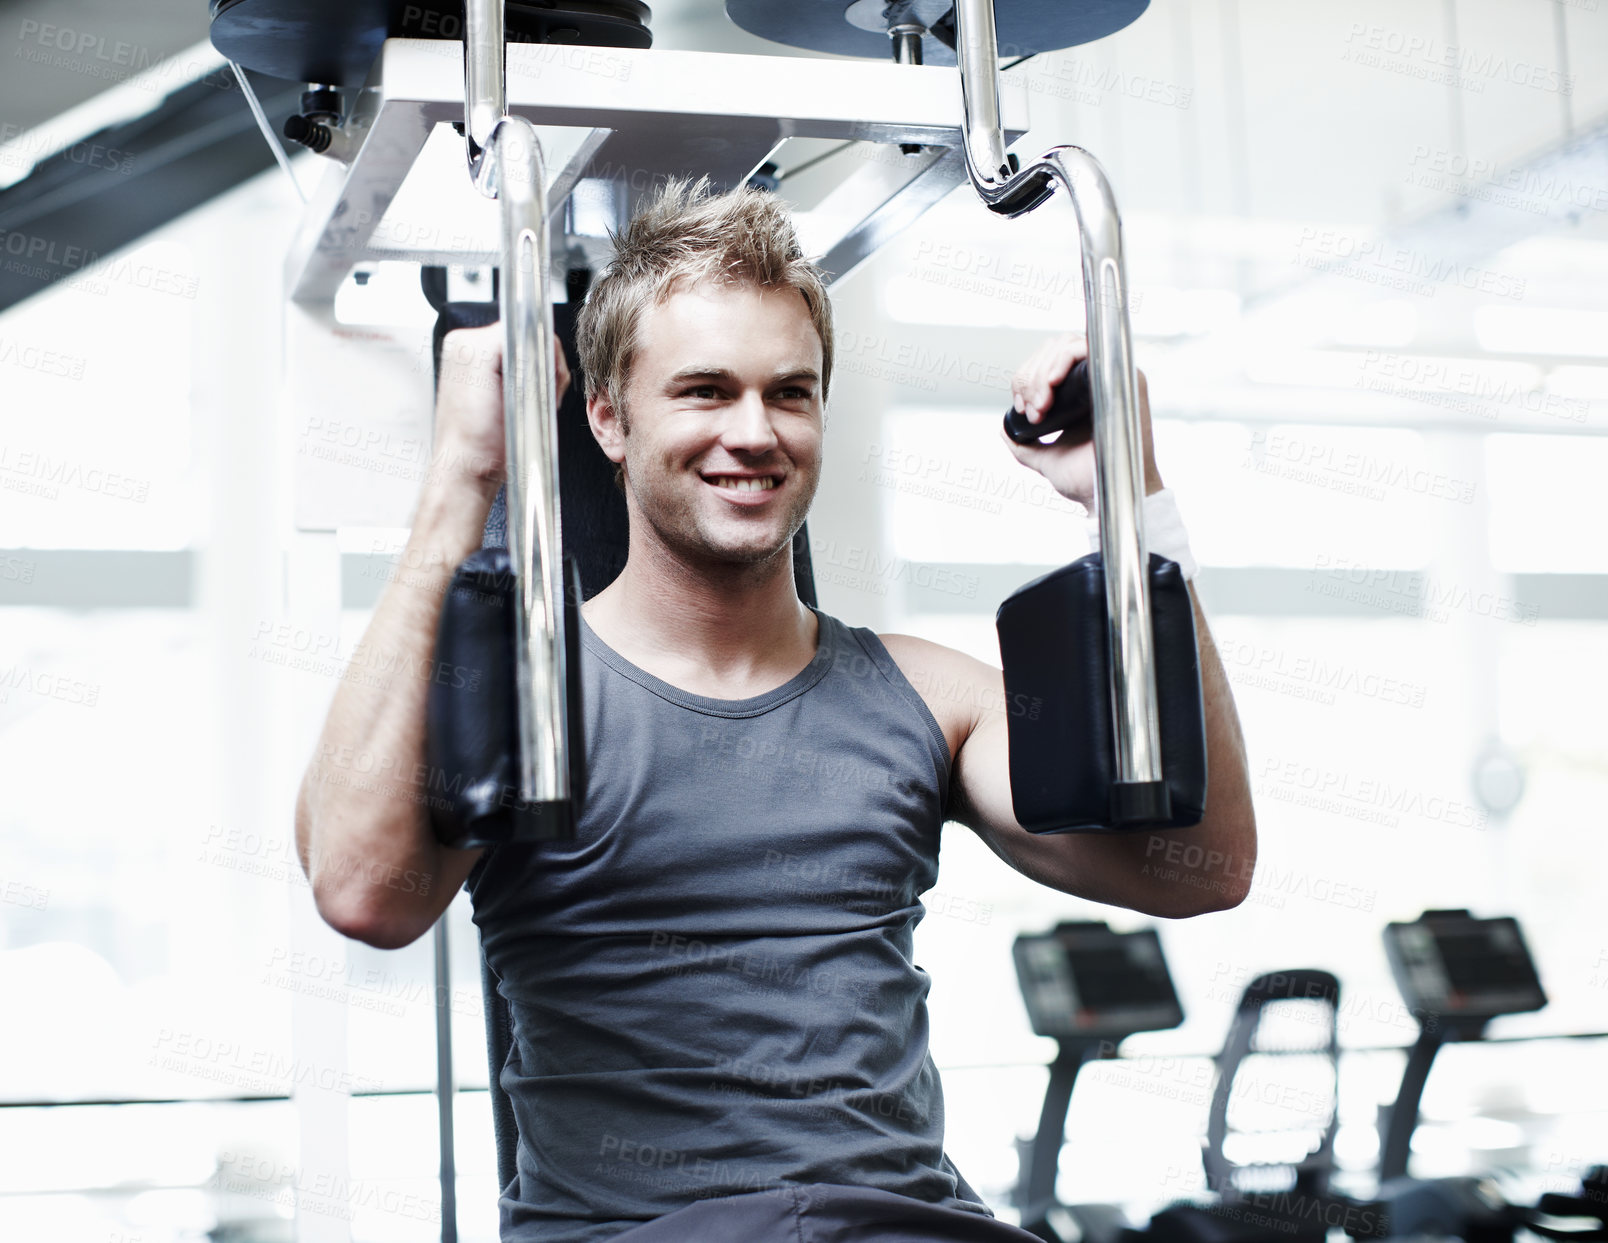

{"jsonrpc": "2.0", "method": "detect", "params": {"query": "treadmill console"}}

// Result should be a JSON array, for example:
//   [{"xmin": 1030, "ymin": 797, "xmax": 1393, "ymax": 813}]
[
  {"xmin": 1383, "ymin": 909, "xmax": 1546, "ymax": 1027},
  {"xmin": 1014, "ymin": 921, "xmax": 1183, "ymax": 1041}
]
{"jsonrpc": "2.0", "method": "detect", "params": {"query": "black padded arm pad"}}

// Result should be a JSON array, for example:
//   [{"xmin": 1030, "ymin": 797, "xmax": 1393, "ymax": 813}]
[
  {"xmin": 996, "ymin": 553, "xmax": 1207, "ymax": 832},
  {"xmin": 425, "ymin": 546, "xmax": 580, "ymax": 847}
]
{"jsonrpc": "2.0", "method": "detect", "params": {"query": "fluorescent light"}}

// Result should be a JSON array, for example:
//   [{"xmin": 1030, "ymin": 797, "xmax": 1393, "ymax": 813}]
[
  {"xmin": 1246, "ymin": 350, "xmax": 1542, "ymax": 396},
  {"xmin": 1457, "ymin": 1117, "xmax": 1525, "ymax": 1151},
  {"xmin": 880, "ymin": 276, "xmax": 1238, "ymax": 337},
  {"xmin": 1475, "ymin": 307, "xmax": 1608, "ymax": 357},
  {"xmin": 1330, "ymin": 299, "xmax": 1418, "ymax": 348},
  {"xmin": 1244, "ymin": 349, "xmax": 1370, "ymax": 388},
  {"xmin": 1547, "ymin": 366, "xmax": 1608, "ymax": 399},
  {"xmin": 1248, "ymin": 297, "xmax": 1417, "ymax": 350},
  {"xmin": 879, "ymin": 269, "xmax": 1077, "ymax": 329},
  {"xmin": 1129, "ymin": 288, "xmax": 1241, "ymax": 338}
]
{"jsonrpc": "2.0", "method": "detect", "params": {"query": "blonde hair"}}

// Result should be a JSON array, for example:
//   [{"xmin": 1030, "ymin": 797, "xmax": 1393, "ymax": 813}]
[{"xmin": 575, "ymin": 176, "xmax": 834, "ymax": 490}]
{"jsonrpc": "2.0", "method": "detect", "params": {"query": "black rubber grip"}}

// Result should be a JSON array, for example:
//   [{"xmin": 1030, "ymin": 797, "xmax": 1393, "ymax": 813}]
[{"xmin": 1003, "ymin": 358, "xmax": 1092, "ymax": 446}]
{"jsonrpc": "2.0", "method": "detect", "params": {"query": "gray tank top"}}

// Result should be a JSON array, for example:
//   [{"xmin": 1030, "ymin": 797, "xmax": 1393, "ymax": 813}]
[{"xmin": 467, "ymin": 605, "xmax": 992, "ymax": 1242}]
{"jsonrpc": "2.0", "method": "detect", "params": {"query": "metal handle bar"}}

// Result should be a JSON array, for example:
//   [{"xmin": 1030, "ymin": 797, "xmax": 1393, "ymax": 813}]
[
  {"xmin": 952, "ymin": 0, "xmax": 1164, "ymax": 791},
  {"xmin": 461, "ymin": 1, "xmax": 571, "ymax": 805},
  {"xmin": 463, "ymin": 0, "xmax": 506, "ymax": 182}
]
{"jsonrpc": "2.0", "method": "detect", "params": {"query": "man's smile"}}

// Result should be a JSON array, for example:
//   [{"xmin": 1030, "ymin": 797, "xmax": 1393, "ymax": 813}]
[{"xmin": 700, "ymin": 472, "xmax": 784, "ymax": 500}]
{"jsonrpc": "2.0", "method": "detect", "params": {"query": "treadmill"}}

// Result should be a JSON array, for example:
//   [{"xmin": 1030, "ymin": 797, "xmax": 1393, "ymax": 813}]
[
  {"xmin": 1012, "ymin": 920, "xmax": 1186, "ymax": 1243},
  {"xmin": 1376, "ymin": 909, "xmax": 1549, "ymax": 1243}
]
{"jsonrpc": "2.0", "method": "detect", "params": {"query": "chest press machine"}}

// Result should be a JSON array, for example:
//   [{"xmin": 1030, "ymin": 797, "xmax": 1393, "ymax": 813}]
[{"xmin": 210, "ymin": 0, "xmax": 1208, "ymax": 1233}]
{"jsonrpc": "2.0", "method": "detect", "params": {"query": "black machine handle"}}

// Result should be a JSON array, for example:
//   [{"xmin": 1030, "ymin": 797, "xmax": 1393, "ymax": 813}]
[{"xmin": 1002, "ymin": 359, "xmax": 1092, "ymax": 447}]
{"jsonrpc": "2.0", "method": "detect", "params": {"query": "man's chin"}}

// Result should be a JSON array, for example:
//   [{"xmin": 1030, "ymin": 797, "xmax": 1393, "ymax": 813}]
[
  {"xmin": 704, "ymin": 537, "xmax": 796, "ymax": 567},
  {"xmin": 683, "ymin": 521, "xmax": 799, "ymax": 568}
]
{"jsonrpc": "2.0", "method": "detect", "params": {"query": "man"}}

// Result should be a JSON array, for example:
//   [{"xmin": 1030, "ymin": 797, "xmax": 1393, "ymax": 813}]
[{"xmin": 295, "ymin": 178, "xmax": 1256, "ymax": 1242}]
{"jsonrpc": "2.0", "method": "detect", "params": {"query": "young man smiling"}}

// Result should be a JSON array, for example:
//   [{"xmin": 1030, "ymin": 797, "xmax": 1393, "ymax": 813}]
[{"xmin": 295, "ymin": 178, "xmax": 1256, "ymax": 1242}]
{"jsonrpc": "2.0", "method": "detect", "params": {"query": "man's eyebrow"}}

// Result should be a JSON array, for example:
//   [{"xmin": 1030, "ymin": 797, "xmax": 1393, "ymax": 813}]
[
  {"xmin": 664, "ymin": 367, "xmax": 734, "ymax": 387},
  {"xmin": 663, "ymin": 366, "xmax": 821, "ymax": 387}
]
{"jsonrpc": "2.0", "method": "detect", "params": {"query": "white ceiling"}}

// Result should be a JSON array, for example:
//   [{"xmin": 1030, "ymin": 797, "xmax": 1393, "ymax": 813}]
[
  {"xmin": 644, "ymin": 0, "xmax": 1608, "ymax": 432},
  {"xmin": 644, "ymin": 0, "xmax": 1605, "ymax": 223},
  {"xmin": 11, "ymin": 0, "xmax": 1602, "ymax": 432}
]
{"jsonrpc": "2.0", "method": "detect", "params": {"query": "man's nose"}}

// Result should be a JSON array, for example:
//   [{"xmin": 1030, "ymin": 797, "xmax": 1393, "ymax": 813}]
[{"xmin": 720, "ymin": 390, "xmax": 780, "ymax": 453}]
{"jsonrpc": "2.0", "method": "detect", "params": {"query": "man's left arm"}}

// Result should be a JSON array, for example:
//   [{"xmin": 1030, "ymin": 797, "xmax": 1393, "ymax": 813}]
[
  {"xmin": 934, "ymin": 336, "xmax": 1257, "ymax": 917},
  {"xmin": 937, "ymin": 561, "xmax": 1256, "ymax": 919}
]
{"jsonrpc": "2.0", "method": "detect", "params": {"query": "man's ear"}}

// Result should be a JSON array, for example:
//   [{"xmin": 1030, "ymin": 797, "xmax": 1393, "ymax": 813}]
[{"xmin": 587, "ymin": 391, "xmax": 626, "ymax": 467}]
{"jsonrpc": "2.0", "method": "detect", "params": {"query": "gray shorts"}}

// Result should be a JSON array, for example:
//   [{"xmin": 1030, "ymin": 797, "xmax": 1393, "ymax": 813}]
[{"xmin": 609, "ymin": 1183, "xmax": 1046, "ymax": 1242}]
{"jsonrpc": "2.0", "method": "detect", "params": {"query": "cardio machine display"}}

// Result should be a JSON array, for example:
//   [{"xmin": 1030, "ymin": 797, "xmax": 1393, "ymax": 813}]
[
  {"xmin": 1383, "ymin": 910, "xmax": 1546, "ymax": 1029},
  {"xmin": 1014, "ymin": 921, "xmax": 1184, "ymax": 1042}
]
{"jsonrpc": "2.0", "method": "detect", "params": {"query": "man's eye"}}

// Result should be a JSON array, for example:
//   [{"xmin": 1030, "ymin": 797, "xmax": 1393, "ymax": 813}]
[
  {"xmin": 778, "ymin": 387, "xmax": 813, "ymax": 400},
  {"xmin": 684, "ymin": 386, "xmax": 720, "ymax": 399}
]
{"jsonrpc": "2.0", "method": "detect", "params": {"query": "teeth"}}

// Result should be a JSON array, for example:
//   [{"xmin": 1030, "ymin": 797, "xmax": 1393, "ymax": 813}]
[{"xmin": 707, "ymin": 476, "xmax": 777, "ymax": 491}]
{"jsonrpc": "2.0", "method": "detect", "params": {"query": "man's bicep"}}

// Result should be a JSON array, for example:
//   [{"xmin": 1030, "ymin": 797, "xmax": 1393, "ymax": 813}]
[
  {"xmin": 949, "ymin": 663, "xmax": 1168, "ymax": 911},
  {"xmin": 948, "ymin": 696, "xmax": 1015, "ymax": 841},
  {"xmin": 892, "ymin": 635, "xmax": 1161, "ymax": 907},
  {"xmin": 949, "ymin": 665, "xmax": 1078, "ymax": 893}
]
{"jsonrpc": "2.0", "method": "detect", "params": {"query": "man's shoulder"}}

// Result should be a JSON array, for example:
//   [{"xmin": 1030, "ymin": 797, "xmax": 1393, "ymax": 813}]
[{"xmin": 872, "ymin": 631, "xmax": 1000, "ymax": 764}]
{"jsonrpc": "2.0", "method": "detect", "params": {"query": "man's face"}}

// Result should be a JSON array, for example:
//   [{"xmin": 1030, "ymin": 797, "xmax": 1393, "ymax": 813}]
[{"xmin": 592, "ymin": 279, "xmax": 825, "ymax": 574}]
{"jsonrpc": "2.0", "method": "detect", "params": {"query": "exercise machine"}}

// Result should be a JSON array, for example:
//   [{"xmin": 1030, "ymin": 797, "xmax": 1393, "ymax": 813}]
[
  {"xmin": 1134, "ymin": 968, "xmax": 1386, "ymax": 1243},
  {"xmin": 1011, "ymin": 920, "xmax": 1186, "ymax": 1243},
  {"xmin": 1374, "ymin": 909, "xmax": 1548, "ymax": 1243},
  {"xmin": 1529, "ymin": 1167, "xmax": 1608, "ymax": 1243},
  {"xmin": 208, "ymin": 0, "xmax": 1204, "ymax": 846},
  {"xmin": 206, "ymin": 0, "xmax": 1207, "ymax": 1236}
]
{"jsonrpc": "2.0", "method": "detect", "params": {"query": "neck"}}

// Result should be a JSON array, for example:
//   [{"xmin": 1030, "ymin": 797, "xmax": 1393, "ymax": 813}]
[{"xmin": 583, "ymin": 532, "xmax": 815, "ymax": 687}]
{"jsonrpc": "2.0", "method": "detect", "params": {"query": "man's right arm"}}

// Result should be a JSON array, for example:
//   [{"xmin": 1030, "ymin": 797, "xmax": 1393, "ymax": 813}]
[
  {"xmin": 294, "ymin": 324, "xmax": 542, "ymax": 949},
  {"xmin": 294, "ymin": 464, "xmax": 495, "ymax": 949}
]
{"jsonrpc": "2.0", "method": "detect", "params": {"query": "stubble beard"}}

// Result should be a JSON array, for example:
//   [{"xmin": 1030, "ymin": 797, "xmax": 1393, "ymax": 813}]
[{"xmin": 627, "ymin": 456, "xmax": 817, "ymax": 581}]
